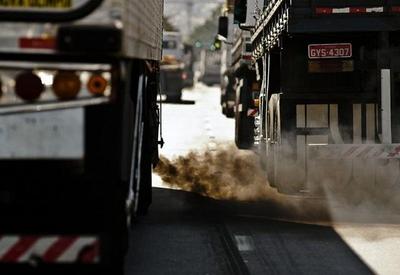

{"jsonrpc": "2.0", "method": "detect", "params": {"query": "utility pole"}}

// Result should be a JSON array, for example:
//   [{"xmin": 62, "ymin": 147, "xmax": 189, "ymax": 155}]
[{"xmin": 186, "ymin": 2, "xmax": 193, "ymax": 35}]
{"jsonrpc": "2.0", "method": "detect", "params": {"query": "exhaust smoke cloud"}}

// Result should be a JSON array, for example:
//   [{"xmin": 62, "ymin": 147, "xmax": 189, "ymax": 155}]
[
  {"xmin": 155, "ymin": 144, "xmax": 400, "ymax": 224},
  {"xmin": 155, "ymin": 145, "xmax": 270, "ymax": 201},
  {"xmin": 155, "ymin": 144, "xmax": 331, "ymax": 222}
]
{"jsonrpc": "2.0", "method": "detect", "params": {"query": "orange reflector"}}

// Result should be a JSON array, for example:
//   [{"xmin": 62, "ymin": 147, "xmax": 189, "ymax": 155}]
[
  {"xmin": 87, "ymin": 74, "xmax": 108, "ymax": 95},
  {"xmin": 52, "ymin": 71, "xmax": 81, "ymax": 100},
  {"xmin": 15, "ymin": 71, "xmax": 44, "ymax": 101},
  {"xmin": 253, "ymin": 98, "xmax": 260, "ymax": 108}
]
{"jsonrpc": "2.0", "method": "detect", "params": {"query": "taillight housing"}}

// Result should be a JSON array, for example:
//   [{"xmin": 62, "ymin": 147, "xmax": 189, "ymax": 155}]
[{"xmin": 0, "ymin": 61, "xmax": 115, "ymax": 112}]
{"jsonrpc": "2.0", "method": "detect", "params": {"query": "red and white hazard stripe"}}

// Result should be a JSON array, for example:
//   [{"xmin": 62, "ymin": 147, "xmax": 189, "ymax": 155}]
[
  {"xmin": 315, "ymin": 7, "xmax": 384, "ymax": 15},
  {"xmin": 247, "ymin": 108, "xmax": 258, "ymax": 117},
  {"xmin": 0, "ymin": 235, "xmax": 99, "ymax": 264},
  {"xmin": 242, "ymin": 54, "xmax": 253, "ymax": 61}
]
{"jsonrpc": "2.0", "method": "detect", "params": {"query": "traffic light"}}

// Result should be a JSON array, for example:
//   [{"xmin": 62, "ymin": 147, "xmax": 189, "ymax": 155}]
[
  {"xmin": 234, "ymin": 0, "xmax": 247, "ymax": 24},
  {"xmin": 212, "ymin": 38, "xmax": 221, "ymax": 51}
]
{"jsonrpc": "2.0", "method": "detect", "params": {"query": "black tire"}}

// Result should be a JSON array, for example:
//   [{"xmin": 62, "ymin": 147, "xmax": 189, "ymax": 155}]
[
  {"xmin": 136, "ymin": 135, "xmax": 152, "ymax": 216},
  {"xmin": 235, "ymin": 78, "xmax": 254, "ymax": 149},
  {"xmin": 131, "ymin": 67, "xmax": 155, "ymax": 217},
  {"xmin": 226, "ymin": 107, "xmax": 235, "ymax": 118}
]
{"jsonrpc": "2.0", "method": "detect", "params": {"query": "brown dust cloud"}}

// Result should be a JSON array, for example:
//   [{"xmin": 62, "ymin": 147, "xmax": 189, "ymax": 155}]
[
  {"xmin": 155, "ymin": 144, "xmax": 400, "ymax": 224},
  {"xmin": 155, "ymin": 144, "xmax": 331, "ymax": 222}
]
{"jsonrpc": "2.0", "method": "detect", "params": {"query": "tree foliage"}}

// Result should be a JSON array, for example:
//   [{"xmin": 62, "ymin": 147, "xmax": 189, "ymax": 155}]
[{"xmin": 188, "ymin": 5, "xmax": 221, "ymax": 47}]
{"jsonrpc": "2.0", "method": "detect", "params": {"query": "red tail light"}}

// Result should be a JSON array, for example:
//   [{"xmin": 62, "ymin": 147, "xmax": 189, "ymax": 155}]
[
  {"xmin": 15, "ymin": 71, "xmax": 44, "ymax": 101},
  {"xmin": 253, "ymin": 98, "xmax": 260, "ymax": 108},
  {"xmin": 391, "ymin": 6, "xmax": 400, "ymax": 13},
  {"xmin": 181, "ymin": 72, "xmax": 188, "ymax": 80}
]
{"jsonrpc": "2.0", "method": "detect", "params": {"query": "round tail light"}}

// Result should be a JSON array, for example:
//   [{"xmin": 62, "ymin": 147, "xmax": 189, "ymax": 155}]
[
  {"xmin": 87, "ymin": 74, "xmax": 108, "ymax": 96},
  {"xmin": 15, "ymin": 71, "xmax": 44, "ymax": 101},
  {"xmin": 181, "ymin": 72, "xmax": 188, "ymax": 80},
  {"xmin": 53, "ymin": 71, "xmax": 81, "ymax": 100}
]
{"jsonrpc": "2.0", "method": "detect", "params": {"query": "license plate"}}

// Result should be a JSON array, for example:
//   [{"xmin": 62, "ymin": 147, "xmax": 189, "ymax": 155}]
[
  {"xmin": 0, "ymin": 109, "xmax": 84, "ymax": 159},
  {"xmin": 308, "ymin": 43, "xmax": 352, "ymax": 59}
]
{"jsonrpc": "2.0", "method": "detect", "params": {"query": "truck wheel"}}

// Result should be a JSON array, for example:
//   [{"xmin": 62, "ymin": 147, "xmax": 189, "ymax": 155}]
[
  {"xmin": 235, "ymin": 78, "xmax": 254, "ymax": 149},
  {"xmin": 131, "ymin": 75, "xmax": 152, "ymax": 217},
  {"xmin": 265, "ymin": 95, "xmax": 277, "ymax": 187},
  {"xmin": 226, "ymin": 107, "xmax": 235, "ymax": 118},
  {"xmin": 268, "ymin": 95, "xmax": 303, "ymax": 194},
  {"xmin": 136, "ymin": 138, "xmax": 152, "ymax": 216}
]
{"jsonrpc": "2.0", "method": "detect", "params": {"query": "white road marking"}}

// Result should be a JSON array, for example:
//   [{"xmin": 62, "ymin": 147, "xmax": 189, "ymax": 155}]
[{"xmin": 234, "ymin": 235, "xmax": 255, "ymax": 252}]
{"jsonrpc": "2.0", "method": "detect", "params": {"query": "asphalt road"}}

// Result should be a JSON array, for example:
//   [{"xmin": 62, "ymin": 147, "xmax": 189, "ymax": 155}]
[
  {"xmin": 125, "ymin": 188, "xmax": 371, "ymax": 275},
  {"xmin": 126, "ymin": 83, "xmax": 400, "ymax": 274},
  {"xmin": 1, "ymin": 78, "xmax": 398, "ymax": 275}
]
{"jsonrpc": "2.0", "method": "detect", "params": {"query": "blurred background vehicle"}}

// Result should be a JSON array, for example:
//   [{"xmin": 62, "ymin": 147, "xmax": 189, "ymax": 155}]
[
  {"xmin": 161, "ymin": 31, "xmax": 185, "ymax": 101},
  {"xmin": 182, "ymin": 44, "xmax": 195, "ymax": 88},
  {"xmin": 198, "ymin": 49, "xmax": 222, "ymax": 86}
]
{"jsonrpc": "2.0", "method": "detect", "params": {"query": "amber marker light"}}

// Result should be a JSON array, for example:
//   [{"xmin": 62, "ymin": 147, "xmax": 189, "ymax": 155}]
[
  {"xmin": 253, "ymin": 98, "xmax": 260, "ymax": 108},
  {"xmin": 53, "ymin": 71, "xmax": 81, "ymax": 100},
  {"xmin": 87, "ymin": 74, "xmax": 108, "ymax": 96},
  {"xmin": 15, "ymin": 71, "xmax": 44, "ymax": 101}
]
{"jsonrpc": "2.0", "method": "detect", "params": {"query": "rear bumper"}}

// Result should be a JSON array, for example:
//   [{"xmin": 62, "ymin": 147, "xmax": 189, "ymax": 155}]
[{"xmin": 0, "ymin": 234, "xmax": 99, "ymax": 265}]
